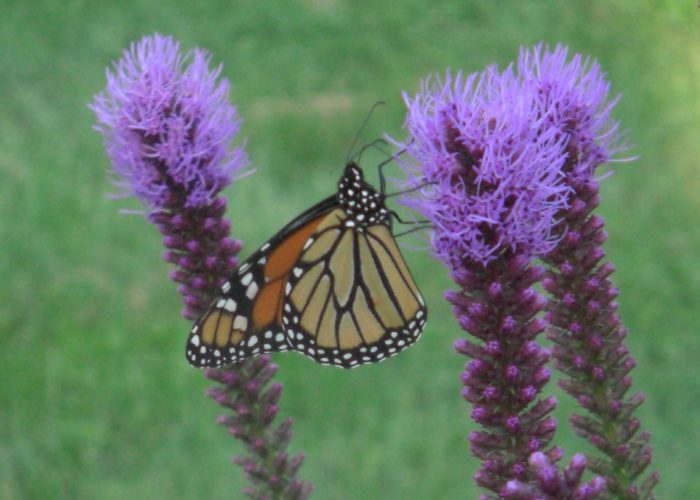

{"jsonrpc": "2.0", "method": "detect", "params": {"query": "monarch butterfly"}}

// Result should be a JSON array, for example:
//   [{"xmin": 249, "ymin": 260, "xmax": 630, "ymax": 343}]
[{"xmin": 186, "ymin": 161, "xmax": 427, "ymax": 369}]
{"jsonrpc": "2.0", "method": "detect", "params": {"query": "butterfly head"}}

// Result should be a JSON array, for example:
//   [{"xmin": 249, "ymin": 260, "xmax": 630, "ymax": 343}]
[{"xmin": 338, "ymin": 162, "xmax": 389, "ymax": 227}]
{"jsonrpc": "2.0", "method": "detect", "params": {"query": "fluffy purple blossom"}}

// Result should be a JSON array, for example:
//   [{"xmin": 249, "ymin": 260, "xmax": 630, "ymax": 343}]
[
  {"xmin": 396, "ymin": 49, "xmax": 579, "ymax": 495},
  {"xmin": 399, "ymin": 66, "xmax": 571, "ymax": 267},
  {"xmin": 91, "ymin": 34, "xmax": 311, "ymax": 499},
  {"xmin": 396, "ymin": 43, "xmax": 656, "ymax": 497},
  {"xmin": 526, "ymin": 45, "xmax": 657, "ymax": 498},
  {"xmin": 92, "ymin": 33, "xmax": 246, "ymax": 210},
  {"xmin": 516, "ymin": 44, "xmax": 624, "ymax": 183}
]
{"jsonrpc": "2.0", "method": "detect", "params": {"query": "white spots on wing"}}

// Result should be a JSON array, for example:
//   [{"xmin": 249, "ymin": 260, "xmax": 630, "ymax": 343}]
[
  {"xmin": 247, "ymin": 336, "xmax": 258, "ymax": 347},
  {"xmin": 217, "ymin": 298, "xmax": 226, "ymax": 308},
  {"xmin": 246, "ymin": 282, "xmax": 258, "ymax": 299},
  {"xmin": 233, "ymin": 316, "xmax": 248, "ymax": 331},
  {"xmin": 258, "ymin": 257, "xmax": 267, "ymax": 264},
  {"xmin": 241, "ymin": 272, "xmax": 253, "ymax": 286},
  {"xmin": 285, "ymin": 282, "xmax": 292, "ymax": 295},
  {"xmin": 275, "ymin": 333, "xmax": 285, "ymax": 342},
  {"xmin": 303, "ymin": 238, "xmax": 314, "ymax": 250},
  {"xmin": 190, "ymin": 335, "xmax": 200, "ymax": 347},
  {"xmin": 293, "ymin": 267, "xmax": 303, "ymax": 278},
  {"xmin": 260, "ymin": 243, "xmax": 271, "ymax": 252},
  {"xmin": 224, "ymin": 298, "xmax": 237, "ymax": 312},
  {"xmin": 222, "ymin": 282, "xmax": 231, "ymax": 293},
  {"xmin": 239, "ymin": 263, "xmax": 250, "ymax": 274},
  {"xmin": 264, "ymin": 331, "xmax": 273, "ymax": 339}
]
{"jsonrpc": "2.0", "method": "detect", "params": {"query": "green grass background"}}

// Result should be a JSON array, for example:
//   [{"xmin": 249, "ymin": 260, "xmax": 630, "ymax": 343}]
[{"xmin": 1, "ymin": 0, "xmax": 698, "ymax": 498}]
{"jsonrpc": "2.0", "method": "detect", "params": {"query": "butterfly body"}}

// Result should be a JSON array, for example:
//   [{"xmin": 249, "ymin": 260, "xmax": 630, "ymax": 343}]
[{"xmin": 186, "ymin": 162, "xmax": 427, "ymax": 369}]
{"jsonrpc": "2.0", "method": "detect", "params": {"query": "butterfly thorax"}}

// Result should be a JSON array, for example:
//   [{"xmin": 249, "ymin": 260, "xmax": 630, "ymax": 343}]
[{"xmin": 337, "ymin": 162, "xmax": 389, "ymax": 228}]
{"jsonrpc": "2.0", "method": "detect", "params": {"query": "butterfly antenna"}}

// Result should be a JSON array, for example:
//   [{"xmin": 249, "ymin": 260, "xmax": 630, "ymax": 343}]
[
  {"xmin": 394, "ymin": 223, "xmax": 432, "ymax": 238},
  {"xmin": 353, "ymin": 138, "xmax": 389, "ymax": 164},
  {"xmin": 346, "ymin": 100, "xmax": 386, "ymax": 163},
  {"xmin": 385, "ymin": 179, "xmax": 435, "ymax": 199},
  {"xmin": 389, "ymin": 209, "xmax": 429, "ymax": 226}
]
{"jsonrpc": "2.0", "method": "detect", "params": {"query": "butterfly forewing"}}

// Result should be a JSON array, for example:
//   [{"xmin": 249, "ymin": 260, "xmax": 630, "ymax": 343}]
[{"xmin": 282, "ymin": 209, "xmax": 427, "ymax": 368}]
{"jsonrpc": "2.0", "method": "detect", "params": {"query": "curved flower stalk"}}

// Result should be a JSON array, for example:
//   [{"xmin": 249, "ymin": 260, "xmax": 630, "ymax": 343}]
[
  {"xmin": 519, "ymin": 45, "xmax": 657, "ymax": 499},
  {"xmin": 91, "ymin": 34, "xmax": 312, "ymax": 499},
  {"xmin": 395, "ymin": 65, "xmax": 604, "ymax": 497}
]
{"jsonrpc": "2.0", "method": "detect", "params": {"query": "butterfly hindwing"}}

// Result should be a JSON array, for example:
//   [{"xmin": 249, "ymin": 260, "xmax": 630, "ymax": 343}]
[{"xmin": 281, "ymin": 208, "xmax": 427, "ymax": 368}]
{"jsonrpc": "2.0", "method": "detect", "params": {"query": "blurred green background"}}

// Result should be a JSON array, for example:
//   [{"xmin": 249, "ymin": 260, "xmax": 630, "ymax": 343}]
[{"xmin": 1, "ymin": 0, "xmax": 698, "ymax": 498}]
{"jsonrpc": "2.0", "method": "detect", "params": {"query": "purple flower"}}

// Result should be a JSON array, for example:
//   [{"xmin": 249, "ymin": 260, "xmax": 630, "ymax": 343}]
[
  {"xmin": 92, "ymin": 33, "xmax": 246, "ymax": 211},
  {"xmin": 91, "ymin": 34, "xmax": 312, "ymax": 499},
  {"xmin": 399, "ymin": 67, "xmax": 571, "ymax": 267},
  {"xmin": 514, "ymin": 44, "xmax": 656, "ymax": 498},
  {"xmin": 92, "ymin": 33, "xmax": 245, "ymax": 318},
  {"xmin": 516, "ymin": 44, "xmax": 624, "ymax": 183},
  {"xmin": 396, "ymin": 54, "xmax": 573, "ymax": 495}
]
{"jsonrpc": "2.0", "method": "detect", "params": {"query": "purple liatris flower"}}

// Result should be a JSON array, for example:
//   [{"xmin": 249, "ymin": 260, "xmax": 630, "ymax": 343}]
[
  {"xmin": 519, "ymin": 44, "xmax": 658, "ymax": 497},
  {"xmin": 91, "ymin": 33, "xmax": 246, "ymax": 317},
  {"xmin": 91, "ymin": 34, "xmax": 312, "ymax": 499},
  {"xmin": 92, "ymin": 33, "xmax": 245, "ymax": 212},
  {"xmin": 396, "ymin": 65, "xmax": 572, "ymax": 495}
]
